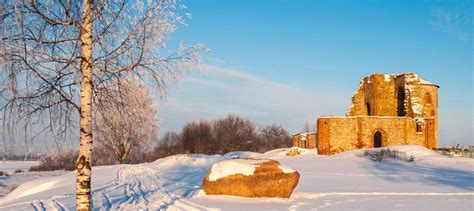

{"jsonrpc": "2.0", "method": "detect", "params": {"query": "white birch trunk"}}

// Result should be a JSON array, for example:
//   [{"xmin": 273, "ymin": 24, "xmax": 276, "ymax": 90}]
[{"xmin": 76, "ymin": 0, "xmax": 94, "ymax": 210}]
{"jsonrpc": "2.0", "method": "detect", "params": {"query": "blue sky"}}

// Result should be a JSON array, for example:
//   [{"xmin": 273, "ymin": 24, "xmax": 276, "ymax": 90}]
[{"xmin": 158, "ymin": 0, "xmax": 473, "ymax": 147}]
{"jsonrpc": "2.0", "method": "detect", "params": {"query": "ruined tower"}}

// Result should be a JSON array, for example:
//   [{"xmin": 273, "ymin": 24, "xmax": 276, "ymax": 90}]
[{"xmin": 316, "ymin": 73, "xmax": 439, "ymax": 155}]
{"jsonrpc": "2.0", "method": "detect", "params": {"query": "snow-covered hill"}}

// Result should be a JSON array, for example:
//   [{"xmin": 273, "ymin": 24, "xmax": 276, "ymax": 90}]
[{"xmin": 0, "ymin": 145, "xmax": 473, "ymax": 210}]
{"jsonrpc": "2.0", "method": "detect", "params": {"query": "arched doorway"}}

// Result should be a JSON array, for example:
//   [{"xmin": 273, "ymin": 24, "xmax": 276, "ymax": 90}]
[
  {"xmin": 374, "ymin": 131, "xmax": 382, "ymax": 148},
  {"xmin": 397, "ymin": 87, "xmax": 406, "ymax": 116}
]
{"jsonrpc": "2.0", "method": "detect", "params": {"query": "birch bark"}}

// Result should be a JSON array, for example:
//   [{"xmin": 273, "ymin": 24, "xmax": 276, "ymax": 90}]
[{"xmin": 76, "ymin": 0, "xmax": 94, "ymax": 210}]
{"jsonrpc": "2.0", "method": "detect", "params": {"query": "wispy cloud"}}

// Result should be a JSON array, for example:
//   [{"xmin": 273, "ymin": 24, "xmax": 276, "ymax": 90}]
[
  {"xmin": 429, "ymin": 7, "xmax": 472, "ymax": 42},
  {"xmin": 205, "ymin": 65, "xmax": 291, "ymax": 89},
  {"xmin": 159, "ymin": 65, "xmax": 349, "ymax": 134},
  {"xmin": 183, "ymin": 77, "xmax": 235, "ymax": 92}
]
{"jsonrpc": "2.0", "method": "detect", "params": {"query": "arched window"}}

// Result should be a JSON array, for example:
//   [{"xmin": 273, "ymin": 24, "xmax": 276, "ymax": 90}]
[
  {"xmin": 366, "ymin": 103, "xmax": 371, "ymax": 116},
  {"xmin": 397, "ymin": 87, "xmax": 406, "ymax": 116},
  {"xmin": 374, "ymin": 131, "xmax": 382, "ymax": 148}
]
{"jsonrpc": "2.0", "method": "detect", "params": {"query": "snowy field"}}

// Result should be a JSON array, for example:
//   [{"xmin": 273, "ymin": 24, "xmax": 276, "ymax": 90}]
[
  {"xmin": 0, "ymin": 145, "xmax": 473, "ymax": 210},
  {"xmin": 0, "ymin": 161, "xmax": 39, "ymax": 174},
  {"xmin": 0, "ymin": 161, "xmax": 67, "ymax": 199}
]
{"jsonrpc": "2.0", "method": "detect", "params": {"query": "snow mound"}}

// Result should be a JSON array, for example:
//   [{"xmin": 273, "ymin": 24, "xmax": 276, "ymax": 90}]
[
  {"xmin": 208, "ymin": 159, "xmax": 270, "ymax": 181},
  {"xmin": 152, "ymin": 153, "xmax": 225, "ymax": 168},
  {"xmin": 263, "ymin": 148, "xmax": 291, "ymax": 157},
  {"xmin": 379, "ymin": 145, "xmax": 441, "ymax": 158},
  {"xmin": 208, "ymin": 158, "xmax": 297, "ymax": 181},
  {"xmin": 278, "ymin": 163, "xmax": 297, "ymax": 173}
]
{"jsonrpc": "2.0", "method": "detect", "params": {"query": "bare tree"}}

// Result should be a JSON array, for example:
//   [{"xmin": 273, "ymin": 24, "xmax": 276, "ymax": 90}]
[
  {"xmin": 0, "ymin": 0, "xmax": 205, "ymax": 209},
  {"xmin": 213, "ymin": 115, "xmax": 256, "ymax": 153},
  {"xmin": 256, "ymin": 124, "xmax": 291, "ymax": 152},
  {"xmin": 94, "ymin": 77, "xmax": 158, "ymax": 164},
  {"xmin": 181, "ymin": 120, "xmax": 213, "ymax": 154},
  {"xmin": 149, "ymin": 131, "xmax": 181, "ymax": 161}
]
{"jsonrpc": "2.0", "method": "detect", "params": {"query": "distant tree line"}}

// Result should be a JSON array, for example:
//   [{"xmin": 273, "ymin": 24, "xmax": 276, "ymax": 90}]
[
  {"xmin": 1, "ymin": 153, "xmax": 43, "ymax": 161},
  {"xmin": 149, "ymin": 115, "xmax": 291, "ymax": 160},
  {"xmin": 29, "ymin": 114, "xmax": 291, "ymax": 170}
]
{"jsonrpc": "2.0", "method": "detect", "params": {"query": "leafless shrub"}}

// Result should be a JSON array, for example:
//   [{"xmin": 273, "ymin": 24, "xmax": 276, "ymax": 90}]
[
  {"xmin": 255, "ymin": 124, "xmax": 291, "ymax": 153},
  {"xmin": 371, "ymin": 151, "xmax": 385, "ymax": 162},
  {"xmin": 91, "ymin": 145, "xmax": 116, "ymax": 166},
  {"xmin": 363, "ymin": 148, "xmax": 414, "ymax": 163},
  {"xmin": 29, "ymin": 150, "xmax": 78, "ymax": 171},
  {"xmin": 149, "ymin": 131, "xmax": 181, "ymax": 161}
]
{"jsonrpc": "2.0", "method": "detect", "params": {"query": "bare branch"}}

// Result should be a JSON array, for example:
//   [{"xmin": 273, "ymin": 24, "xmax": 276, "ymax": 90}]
[{"xmin": 27, "ymin": 0, "xmax": 81, "ymax": 28}]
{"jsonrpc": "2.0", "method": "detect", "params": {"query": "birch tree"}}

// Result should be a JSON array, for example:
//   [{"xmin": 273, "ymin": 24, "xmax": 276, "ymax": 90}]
[{"xmin": 0, "ymin": 0, "xmax": 205, "ymax": 210}]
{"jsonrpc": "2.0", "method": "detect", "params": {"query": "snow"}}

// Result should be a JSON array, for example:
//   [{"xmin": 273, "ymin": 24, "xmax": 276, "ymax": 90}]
[
  {"xmin": 405, "ymin": 73, "xmax": 419, "ymax": 82},
  {"xmin": 419, "ymin": 78, "xmax": 434, "ymax": 85},
  {"xmin": 278, "ymin": 164, "xmax": 296, "ymax": 173},
  {"xmin": 13, "ymin": 180, "xmax": 59, "ymax": 199},
  {"xmin": 224, "ymin": 151, "xmax": 262, "ymax": 159},
  {"xmin": 0, "ymin": 161, "xmax": 39, "ymax": 174},
  {"xmin": 411, "ymin": 102, "xmax": 423, "ymax": 114},
  {"xmin": 208, "ymin": 157, "xmax": 297, "ymax": 181},
  {"xmin": 404, "ymin": 83, "xmax": 423, "ymax": 115},
  {"xmin": 0, "ymin": 161, "xmax": 67, "ymax": 199},
  {"xmin": 1, "ymin": 146, "xmax": 473, "ymax": 210},
  {"xmin": 208, "ymin": 159, "xmax": 268, "ymax": 181},
  {"xmin": 415, "ymin": 118, "xmax": 425, "ymax": 123},
  {"xmin": 384, "ymin": 74, "xmax": 392, "ymax": 82}
]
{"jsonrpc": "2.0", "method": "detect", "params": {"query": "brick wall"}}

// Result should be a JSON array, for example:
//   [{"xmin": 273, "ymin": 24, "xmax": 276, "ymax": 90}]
[{"xmin": 317, "ymin": 116, "xmax": 432, "ymax": 155}]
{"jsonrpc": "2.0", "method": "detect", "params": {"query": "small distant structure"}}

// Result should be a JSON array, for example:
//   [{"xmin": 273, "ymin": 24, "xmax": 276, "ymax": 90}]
[
  {"xmin": 292, "ymin": 73, "xmax": 439, "ymax": 155},
  {"xmin": 291, "ymin": 132, "xmax": 317, "ymax": 149}
]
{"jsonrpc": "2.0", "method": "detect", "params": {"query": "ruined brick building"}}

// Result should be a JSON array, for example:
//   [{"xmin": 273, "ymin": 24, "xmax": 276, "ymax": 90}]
[
  {"xmin": 291, "ymin": 132, "xmax": 317, "ymax": 149},
  {"xmin": 292, "ymin": 73, "xmax": 439, "ymax": 155}
]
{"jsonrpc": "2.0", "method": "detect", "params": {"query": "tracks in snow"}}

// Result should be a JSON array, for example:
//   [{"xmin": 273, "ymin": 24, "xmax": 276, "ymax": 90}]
[{"xmin": 90, "ymin": 164, "xmax": 209, "ymax": 210}]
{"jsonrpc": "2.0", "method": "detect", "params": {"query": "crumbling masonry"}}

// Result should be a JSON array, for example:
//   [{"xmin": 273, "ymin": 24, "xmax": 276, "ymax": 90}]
[{"xmin": 314, "ymin": 73, "xmax": 439, "ymax": 155}]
